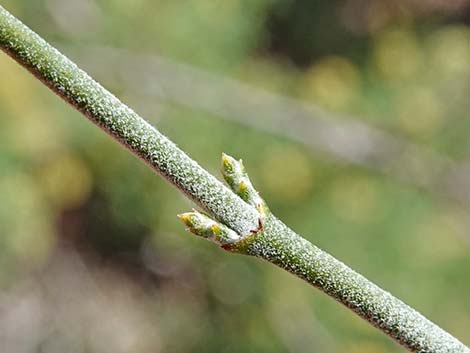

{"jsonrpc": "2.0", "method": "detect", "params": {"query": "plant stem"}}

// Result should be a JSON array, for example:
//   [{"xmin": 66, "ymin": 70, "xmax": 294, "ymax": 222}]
[{"xmin": 0, "ymin": 6, "xmax": 467, "ymax": 353}]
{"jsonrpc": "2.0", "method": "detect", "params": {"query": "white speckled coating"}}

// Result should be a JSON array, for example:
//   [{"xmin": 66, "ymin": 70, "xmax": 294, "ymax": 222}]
[
  {"xmin": 0, "ymin": 6, "xmax": 467, "ymax": 352},
  {"xmin": 243, "ymin": 214, "xmax": 468, "ymax": 353},
  {"xmin": 0, "ymin": 5, "xmax": 259, "ymax": 238}
]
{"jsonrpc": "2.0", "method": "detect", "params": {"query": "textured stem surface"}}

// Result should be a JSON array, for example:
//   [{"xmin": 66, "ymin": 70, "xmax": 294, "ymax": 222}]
[{"xmin": 0, "ymin": 6, "xmax": 467, "ymax": 353}]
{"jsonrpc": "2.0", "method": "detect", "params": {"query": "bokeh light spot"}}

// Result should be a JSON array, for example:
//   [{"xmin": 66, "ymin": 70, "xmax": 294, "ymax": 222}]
[
  {"xmin": 260, "ymin": 146, "xmax": 314, "ymax": 202},
  {"xmin": 301, "ymin": 56, "xmax": 361, "ymax": 111}
]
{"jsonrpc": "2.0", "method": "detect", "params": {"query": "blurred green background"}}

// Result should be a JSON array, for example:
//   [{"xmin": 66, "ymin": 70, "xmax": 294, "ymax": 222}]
[{"xmin": 0, "ymin": 1, "xmax": 469, "ymax": 352}]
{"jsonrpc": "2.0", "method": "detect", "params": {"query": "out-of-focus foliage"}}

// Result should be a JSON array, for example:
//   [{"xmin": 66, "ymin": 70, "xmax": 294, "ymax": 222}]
[{"xmin": 0, "ymin": 1, "xmax": 469, "ymax": 352}]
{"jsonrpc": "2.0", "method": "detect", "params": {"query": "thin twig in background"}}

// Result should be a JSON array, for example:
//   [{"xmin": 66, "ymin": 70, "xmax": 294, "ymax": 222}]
[
  {"xmin": 68, "ymin": 46, "xmax": 470, "ymax": 208},
  {"xmin": 0, "ymin": 6, "xmax": 468, "ymax": 353}
]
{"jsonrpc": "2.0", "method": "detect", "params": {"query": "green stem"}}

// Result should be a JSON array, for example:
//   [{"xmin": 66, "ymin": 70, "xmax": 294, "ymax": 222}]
[{"xmin": 0, "ymin": 6, "xmax": 467, "ymax": 353}]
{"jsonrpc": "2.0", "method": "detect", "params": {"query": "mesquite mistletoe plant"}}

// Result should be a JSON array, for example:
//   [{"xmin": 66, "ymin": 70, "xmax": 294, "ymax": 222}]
[{"xmin": 0, "ymin": 6, "xmax": 467, "ymax": 353}]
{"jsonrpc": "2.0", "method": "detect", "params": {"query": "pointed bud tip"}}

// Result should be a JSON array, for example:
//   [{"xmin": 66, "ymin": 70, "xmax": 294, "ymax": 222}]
[
  {"xmin": 221, "ymin": 153, "xmax": 246, "ymax": 179},
  {"xmin": 178, "ymin": 210, "xmax": 242, "ymax": 245},
  {"xmin": 177, "ymin": 212, "xmax": 195, "ymax": 225},
  {"xmin": 221, "ymin": 153, "xmax": 237, "ymax": 172}
]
